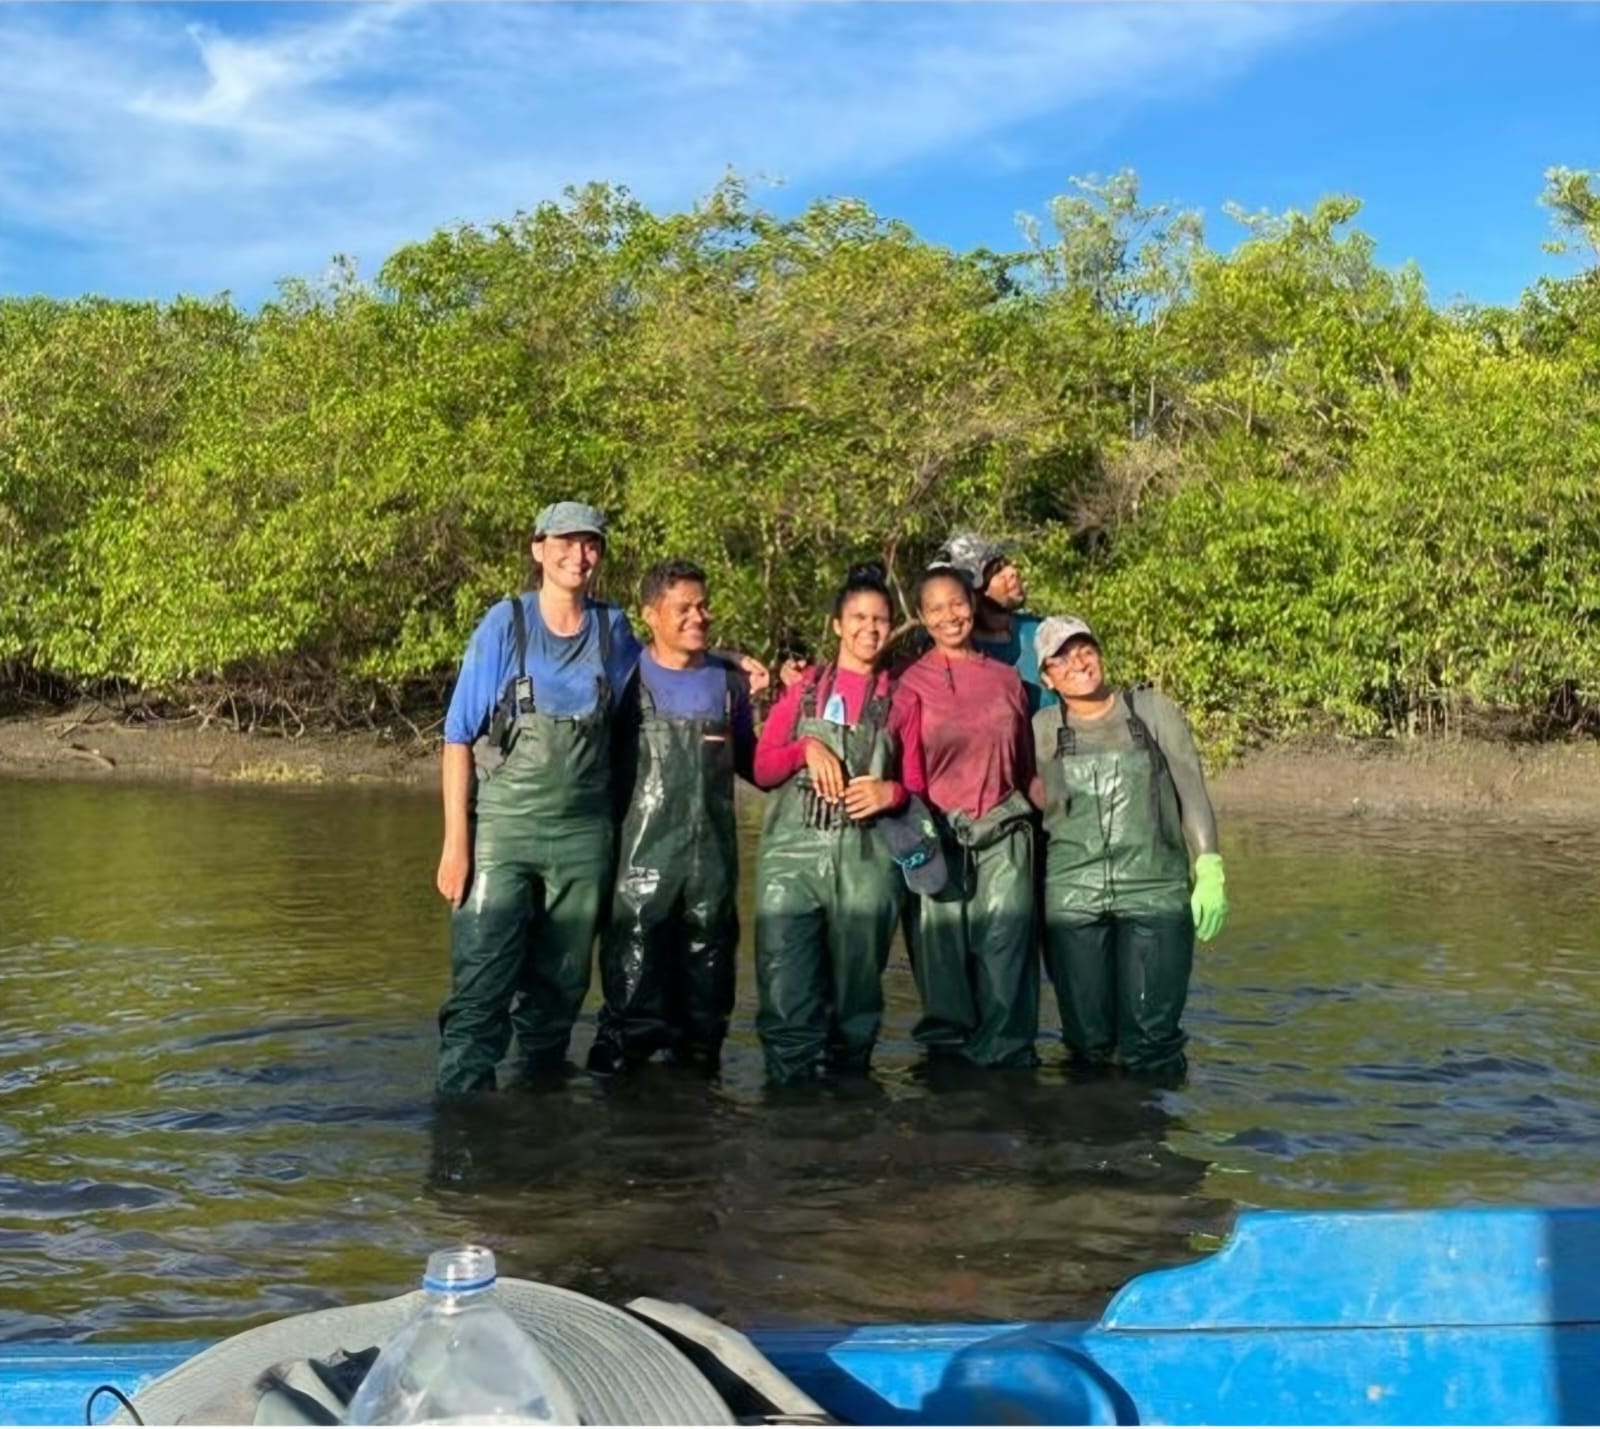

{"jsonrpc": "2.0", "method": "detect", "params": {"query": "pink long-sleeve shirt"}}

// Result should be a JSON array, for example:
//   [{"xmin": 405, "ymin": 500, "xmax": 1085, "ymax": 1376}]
[{"xmin": 753, "ymin": 666, "xmax": 927, "ymax": 806}]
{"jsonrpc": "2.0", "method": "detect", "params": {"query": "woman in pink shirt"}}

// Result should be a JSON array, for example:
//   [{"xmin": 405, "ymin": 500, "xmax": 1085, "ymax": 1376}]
[
  {"xmin": 896, "ymin": 566, "xmax": 1039, "ymax": 1068},
  {"xmin": 753, "ymin": 564, "xmax": 927, "ymax": 1084}
]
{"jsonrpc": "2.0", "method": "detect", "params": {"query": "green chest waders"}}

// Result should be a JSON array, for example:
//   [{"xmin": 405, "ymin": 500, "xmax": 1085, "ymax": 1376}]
[
  {"xmin": 907, "ymin": 788, "xmax": 1040, "ymax": 1069},
  {"xmin": 593, "ymin": 665, "xmax": 741, "ymax": 1071},
  {"xmin": 754, "ymin": 669, "xmax": 904, "ymax": 1084},
  {"xmin": 1039, "ymin": 690, "xmax": 1193, "ymax": 1076},
  {"xmin": 436, "ymin": 599, "xmax": 616, "ymax": 1094}
]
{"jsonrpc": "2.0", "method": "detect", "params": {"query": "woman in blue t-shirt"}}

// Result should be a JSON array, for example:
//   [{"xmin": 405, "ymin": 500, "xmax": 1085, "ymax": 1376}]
[{"xmin": 435, "ymin": 501, "xmax": 641, "ymax": 1093}]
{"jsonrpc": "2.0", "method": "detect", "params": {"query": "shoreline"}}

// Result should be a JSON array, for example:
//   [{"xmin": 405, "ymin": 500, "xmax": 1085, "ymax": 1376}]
[{"xmin": 5, "ymin": 708, "xmax": 1600, "ymax": 823}]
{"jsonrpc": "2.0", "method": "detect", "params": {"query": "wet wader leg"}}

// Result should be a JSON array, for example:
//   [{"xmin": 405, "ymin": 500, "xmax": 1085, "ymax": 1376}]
[
  {"xmin": 825, "ymin": 861, "xmax": 901, "ymax": 1073},
  {"xmin": 1116, "ymin": 911, "xmax": 1193, "ymax": 1077},
  {"xmin": 908, "ymin": 879, "xmax": 979, "ymax": 1055},
  {"xmin": 595, "ymin": 870, "xmax": 682, "ymax": 1066},
  {"xmin": 1045, "ymin": 914, "xmax": 1118, "ymax": 1066},
  {"xmin": 964, "ymin": 828, "xmax": 1040, "ymax": 1069},
  {"xmin": 755, "ymin": 859, "xmax": 831, "ymax": 1084},
  {"xmin": 509, "ymin": 823, "xmax": 611, "ymax": 1073},
  {"xmin": 438, "ymin": 856, "xmax": 536, "ymax": 1094},
  {"xmin": 678, "ymin": 878, "xmax": 739, "ymax": 1065}
]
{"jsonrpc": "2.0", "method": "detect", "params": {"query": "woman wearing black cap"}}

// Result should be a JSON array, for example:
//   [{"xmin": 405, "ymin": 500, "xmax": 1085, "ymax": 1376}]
[{"xmin": 1032, "ymin": 615, "xmax": 1228, "ymax": 1078}]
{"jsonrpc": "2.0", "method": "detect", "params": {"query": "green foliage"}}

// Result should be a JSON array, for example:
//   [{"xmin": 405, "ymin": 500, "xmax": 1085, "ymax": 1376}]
[
  {"xmin": 1541, "ymin": 167, "xmax": 1600, "ymax": 261},
  {"xmin": 1336, "ymin": 331, "xmax": 1600, "ymax": 735},
  {"xmin": 5, "ymin": 168, "xmax": 1600, "ymax": 751},
  {"xmin": 0, "ymin": 297, "xmax": 245, "ymax": 669}
]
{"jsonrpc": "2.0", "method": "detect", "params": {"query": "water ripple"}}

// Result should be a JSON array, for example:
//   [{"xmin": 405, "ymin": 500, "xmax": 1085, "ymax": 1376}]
[{"xmin": 4, "ymin": 787, "xmax": 1600, "ymax": 1335}]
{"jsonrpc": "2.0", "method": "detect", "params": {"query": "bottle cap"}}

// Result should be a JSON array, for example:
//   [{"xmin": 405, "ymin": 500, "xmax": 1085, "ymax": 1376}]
[{"xmin": 423, "ymin": 1245, "xmax": 497, "ymax": 1294}]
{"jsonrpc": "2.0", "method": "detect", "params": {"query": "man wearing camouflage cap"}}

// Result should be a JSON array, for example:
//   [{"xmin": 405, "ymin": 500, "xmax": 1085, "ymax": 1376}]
[{"xmin": 934, "ymin": 532, "xmax": 1056, "ymax": 715}]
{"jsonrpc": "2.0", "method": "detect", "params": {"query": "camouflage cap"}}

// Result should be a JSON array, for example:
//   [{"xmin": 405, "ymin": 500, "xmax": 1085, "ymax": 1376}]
[
  {"xmin": 1034, "ymin": 615, "xmax": 1099, "ymax": 667},
  {"xmin": 936, "ymin": 531, "xmax": 1010, "ymax": 590},
  {"xmin": 534, "ymin": 501, "xmax": 607, "ymax": 540}
]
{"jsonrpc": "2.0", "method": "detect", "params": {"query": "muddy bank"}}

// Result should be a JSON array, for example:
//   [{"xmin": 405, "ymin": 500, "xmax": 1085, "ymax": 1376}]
[
  {"xmin": 1207, "ymin": 738, "xmax": 1600, "ymax": 824},
  {"xmin": 0, "ymin": 708, "xmax": 435, "ymax": 789},
  {"xmin": 4, "ymin": 707, "xmax": 1600, "ymax": 823}
]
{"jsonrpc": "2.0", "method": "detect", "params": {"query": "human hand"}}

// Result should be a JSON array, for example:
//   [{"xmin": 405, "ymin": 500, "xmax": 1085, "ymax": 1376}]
[
  {"xmin": 1190, "ymin": 853, "xmax": 1229, "ymax": 942},
  {"xmin": 842, "ymin": 776, "xmax": 898, "ymax": 821},
  {"xmin": 437, "ymin": 841, "xmax": 471, "ymax": 908},
  {"xmin": 739, "ymin": 653, "xmax": 771, "ymax": 697},
  {"xmin": 803, "ymin": 739, "xmax": 847, "ymax": 802}
]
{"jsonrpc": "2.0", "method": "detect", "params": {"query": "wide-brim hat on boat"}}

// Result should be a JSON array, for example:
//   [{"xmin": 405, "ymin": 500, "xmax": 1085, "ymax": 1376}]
[{"xmin": 111, "ymin": 1279, "xmax": 739, "ymax": 1426}]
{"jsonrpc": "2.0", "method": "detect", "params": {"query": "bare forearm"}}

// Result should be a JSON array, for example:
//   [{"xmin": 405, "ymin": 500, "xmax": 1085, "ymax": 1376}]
[{"xmin": 441, "ymin": 743, "xmax": 473, "ymax": 848}]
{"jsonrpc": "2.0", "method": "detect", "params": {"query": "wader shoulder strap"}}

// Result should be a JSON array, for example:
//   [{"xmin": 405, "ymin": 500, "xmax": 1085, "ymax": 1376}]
[
  {"xmin": 631, "ymin": 663, "xmax": 655, "ymax": 719},
  {"xmin": 1122, "ymin": 685, "xmax": 1163, "ymax": 762},
  {"xmin": 862, "ymin": 669, "xmax": 895, "ymax": 729},
  {"xmin": 1054, "ymin": 700, "xmax": 1075, "ymax": 757},
  {"xmin": 720, "ymin": 659, "xmax": 743, "ymax": 722},
  {"xmin": 509, "ymin": 596, "xmax": 530, "ymax": 681},
  {"xmin": 800, "ymin": 664, "xmax": 835, "ymax": 722},
  {"xmin": 483, "ymin": 596, "xmax": 533, "ymax": 759},
  {"xmin": 590, "ymin": 600, "xmax": 615, "ymax": 711}
]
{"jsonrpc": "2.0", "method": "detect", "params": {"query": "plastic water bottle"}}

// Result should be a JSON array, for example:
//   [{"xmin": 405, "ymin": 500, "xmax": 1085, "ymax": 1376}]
[{"xmin": 346, "ymin": 1246, "xmax": 580, "ymax": 1425}]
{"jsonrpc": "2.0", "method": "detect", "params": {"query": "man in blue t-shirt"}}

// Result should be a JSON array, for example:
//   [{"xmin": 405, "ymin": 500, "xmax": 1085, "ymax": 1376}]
[
  {"xmin": 590, "ymin": 559, "xmax": 756, "ymax": 1075},
  {"xmin": 937, "ymin": 530, "xmax": 1058, "ymax": 715}
]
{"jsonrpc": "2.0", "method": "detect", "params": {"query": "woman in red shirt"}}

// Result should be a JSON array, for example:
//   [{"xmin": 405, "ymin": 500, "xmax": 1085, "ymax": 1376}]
[
  {"xmin": 896, "ymin": 566, "xmax": 1039, "ymax": 1068},
  {"xmin": 753, "ymin": 565, "xmax": 927, "ymax": 1084}
]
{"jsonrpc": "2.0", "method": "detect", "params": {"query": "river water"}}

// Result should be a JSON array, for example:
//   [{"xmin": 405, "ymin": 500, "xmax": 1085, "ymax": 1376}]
[{"xmin": 3, "ymin": 777, "xmax": 1599, "ymax": 1342}]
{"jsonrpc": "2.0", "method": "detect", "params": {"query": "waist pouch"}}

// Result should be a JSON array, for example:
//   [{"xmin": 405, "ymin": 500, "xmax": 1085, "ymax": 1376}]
[{"xmin": 947, "ymin": 790, "xmax": 1034, "ymax": 853}]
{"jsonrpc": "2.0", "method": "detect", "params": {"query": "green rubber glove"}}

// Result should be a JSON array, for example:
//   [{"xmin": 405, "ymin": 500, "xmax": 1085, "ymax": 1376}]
[{"xmin": 1191, "ymin": 853, "xmax": 1229, "ymax": 942}]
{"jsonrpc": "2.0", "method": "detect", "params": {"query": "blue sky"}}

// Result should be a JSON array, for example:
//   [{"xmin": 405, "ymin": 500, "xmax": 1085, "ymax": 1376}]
[{"xmin": 1, "ymin": 2, "xmax": 1595, "ymax": 309}]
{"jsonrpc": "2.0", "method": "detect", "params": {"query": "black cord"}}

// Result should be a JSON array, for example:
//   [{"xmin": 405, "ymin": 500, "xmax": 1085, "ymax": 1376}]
[{"xmin": 86, "ymin": 1383, "xmax": 144, "ymax": 1425}]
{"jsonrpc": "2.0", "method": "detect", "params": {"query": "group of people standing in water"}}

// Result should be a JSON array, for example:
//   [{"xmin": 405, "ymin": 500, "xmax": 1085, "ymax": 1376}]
[{"xmin": 433, "ymin": 500, "xmax": 1229, "ymax": 1095}]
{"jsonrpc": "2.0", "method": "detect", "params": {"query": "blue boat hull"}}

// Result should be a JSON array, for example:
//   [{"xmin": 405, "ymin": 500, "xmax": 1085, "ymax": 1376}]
[{"xmin": 8, "ymin": 1208, "xmax": 1600, "ymax": 1425}]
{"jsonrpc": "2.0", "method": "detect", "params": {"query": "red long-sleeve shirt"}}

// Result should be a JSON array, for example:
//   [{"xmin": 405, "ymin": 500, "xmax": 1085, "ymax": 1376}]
[
  {"xmin": 896, "ymin": 648, "xmax": 1031, "ymax": 820},
  {"xmin": 753, "ymin": 666, "xmax": 927, "ymax": 805}
]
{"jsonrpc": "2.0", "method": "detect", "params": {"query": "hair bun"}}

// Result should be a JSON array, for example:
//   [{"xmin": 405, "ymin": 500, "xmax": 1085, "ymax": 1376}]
[{"xmin": 847, "ymin": 561, "xmax": 888, "ymax": 584}]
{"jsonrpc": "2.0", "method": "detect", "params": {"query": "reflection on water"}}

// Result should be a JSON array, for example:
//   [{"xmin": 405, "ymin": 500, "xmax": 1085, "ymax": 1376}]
[{"xmin": 3, "ymin": 779, "xmax": 1600, "ymax": 1341}]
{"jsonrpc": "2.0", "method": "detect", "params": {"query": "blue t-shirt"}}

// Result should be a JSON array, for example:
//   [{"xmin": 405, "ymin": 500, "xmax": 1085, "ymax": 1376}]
[
  {"xmin": 637, "ymin": 650, "xmax": 757, "ymax": 779},
  {"xmin": 444, "ymin": 596, "xmax": 642, "ymax": 744},
  {"xmin": 975, "ymin": 611, "xmax": 1058, "ymax": 715}
]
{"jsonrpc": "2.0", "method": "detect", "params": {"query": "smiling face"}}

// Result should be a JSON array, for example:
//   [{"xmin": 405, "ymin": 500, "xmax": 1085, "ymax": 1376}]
[
  {"xmin": 532, "ymin": 532, "xmax": 603, "ymax": 594},
  {"xmin": 918, "ymin": 573, "xmax": 975, "ymax": 653},
  {"xmin": 982, "ymin": 559, "xmax": 1027, "ymax": 612},
  {"xmin": 644, "ymin": 578, "xmax": 711, "ymax": 658},
  {"xmin": 833, "ymin": 589, "xmax": 893, "ymax": 673},
  {"xmin": 1041, "ymin": 635, "xmax": 1106, "ymax": 701}
]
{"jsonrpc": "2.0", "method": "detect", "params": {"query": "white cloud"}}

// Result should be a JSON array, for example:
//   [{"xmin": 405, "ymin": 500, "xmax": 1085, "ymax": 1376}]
[{"xmin": 0, "ymin": 2, "xmax": 1341, "ymax": 301}]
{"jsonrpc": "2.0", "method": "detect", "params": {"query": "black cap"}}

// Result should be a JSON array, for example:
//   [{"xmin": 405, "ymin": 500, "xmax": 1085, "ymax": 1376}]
[{"xmin": 874, "ymin": 794, "xmax": 949, "ymax": 896}]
